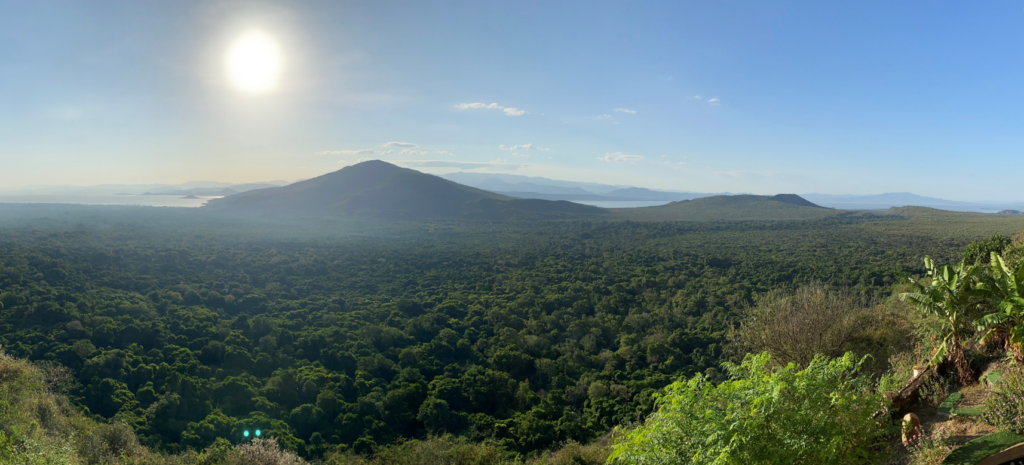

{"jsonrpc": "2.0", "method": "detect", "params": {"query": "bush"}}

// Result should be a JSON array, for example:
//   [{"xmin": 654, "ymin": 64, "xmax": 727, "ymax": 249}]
[
  {"xmin": 525, "ymin": 435, "xmax": 613, "ymax": 465},
  {"xmin": 982, "ymin": 365, "xmax": 1024, "ymax": 434},
  {"xmin": 231, "ymin": 438, "xmax": 307, "ymax": 465},
  {"xmin": 732, "ymin": 284, "xmax": 913, "ymax": 375},
  {"xmin": 609, "ymin": 352, "xmax": 888, "ymax": 465},
  {"xmin": 325, "ymin": 435, "xmax": 511, "ymax": 465}
]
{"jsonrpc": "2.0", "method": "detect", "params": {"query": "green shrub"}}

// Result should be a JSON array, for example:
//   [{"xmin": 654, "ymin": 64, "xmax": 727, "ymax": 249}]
[
  {"xmin": 982, "ymin": 365, "xmax": 1024, "ymax": 434},
  {"xmin": 609, "ymin": 352, "xmax": 888, "ymax": 465}
]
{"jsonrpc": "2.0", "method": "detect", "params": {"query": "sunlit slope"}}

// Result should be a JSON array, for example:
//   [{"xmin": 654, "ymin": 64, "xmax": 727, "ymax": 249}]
[
  {"xmin": 205, "ymin": 160, "xmax": 605, "ymax": 219},
  {"xmin": 612, "ymin": 194, "xmax": 843, "ymax": 221}
]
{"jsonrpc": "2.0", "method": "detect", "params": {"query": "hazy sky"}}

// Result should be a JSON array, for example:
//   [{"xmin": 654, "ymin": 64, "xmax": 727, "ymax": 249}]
[{"xmin": 2, "ymin": 1, "xmax": 1023, "ymax": 200}]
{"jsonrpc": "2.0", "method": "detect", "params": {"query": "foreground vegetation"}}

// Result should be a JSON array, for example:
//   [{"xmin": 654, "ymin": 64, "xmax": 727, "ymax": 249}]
[{"xmin": 2, "ymin": 205, "xmax": 1024, "ymax": 462}]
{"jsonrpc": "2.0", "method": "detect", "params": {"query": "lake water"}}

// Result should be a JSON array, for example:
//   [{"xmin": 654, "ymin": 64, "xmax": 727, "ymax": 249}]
[
  {"xmin": 573, "ymin": 200, "xmax": 672, "ymax": 208},
  {"xmin": 0, "ymin": 194, "xmax": 219, "ymax": 208}
]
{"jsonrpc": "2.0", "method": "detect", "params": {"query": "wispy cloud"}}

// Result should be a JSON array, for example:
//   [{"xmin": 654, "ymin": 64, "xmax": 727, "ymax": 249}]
[
  {"xmin": 692, "ymin": 95, "xmax": 702, "ymax": 100},
  {"xmin": 511, "ymin": 152, "xmax": 529, "ymax": 158},
  {"xmin": 435, "ymin": 150, "xmax": 455, "ymax": 157},
  {"xmin": 319, "ymin": 149, "xmax": 393, "ymax": 155},
  {"xmin": 401, "ymin": 149, "xmax": 428, "ymax": 156},
  {"xmin": 383, "ymin": 141, "xmax": 418, "ymax": 148},
  {"xmin": 397, "ymin": 160, "xmax": 528, "ymax": 170},
  {"xmin": 598, "ymin": 152, "xmax": 644, "ymax": 163},
  {"xmin": 708, "ymin": 98, "xmax": 720, "ymax": 105},
  {"xmin": 455, "ymin": 103, "xmax": 501, "ymax": 109},
  {"xmin": 499, "ymin": 143, "xmax": 549, "ymax": 151},
  {"xmin": 595, "ymin": 114, "xmax": 612, "ymax": 119},
  {"xmin": 614, "ymin": 108, "xmax": 637, "ymax": 114},
  {"xmin": 455, "ymin": 102, "xmax": 527, "ymax": 116},
  {"xmin": 335, "ymin": 156, "xmax": 376, "ymax": 163}
]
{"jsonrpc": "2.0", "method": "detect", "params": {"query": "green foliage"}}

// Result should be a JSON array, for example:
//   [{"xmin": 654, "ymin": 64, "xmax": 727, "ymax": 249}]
[
  {"xmin": 608, "ymin": 352, "xmax": 887, "ymax": 465},
  {"xmin": 0, "ymin": 205, "xmax": 1017, "ymax": 457},
  {"xmin": 0, "ymin": 349, "xmax": 309, "ymax": 464},
  {"xmin": 899, "ymin": 257, "xmax": 983, "ymax": 383},
  {"xmin": 982, "ymin": 365, "xmax": 1024, "ymax": 434},
  {"xmin": 976, "ymin": 253, "xmax": 1024, "ymax": 349},
  {"xmin": 962, "ymin": 234, "xmax": 1012, "ymax": 265}
]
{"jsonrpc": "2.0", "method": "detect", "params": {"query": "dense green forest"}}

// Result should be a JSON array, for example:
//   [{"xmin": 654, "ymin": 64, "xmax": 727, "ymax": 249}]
[{"xmin": 0, "ymin": 205, "xmax": 1022, "ymax": 459}]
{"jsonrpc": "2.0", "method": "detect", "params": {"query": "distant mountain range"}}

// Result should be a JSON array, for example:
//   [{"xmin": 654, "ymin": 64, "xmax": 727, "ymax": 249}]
[
  {"xmin": 4, "ymin": 167, "xmax": 1022, "ymax": 214},
  {"xmin": 800, "ymin": 193, "xmax": 1024, "ymax": 212},
  {"xmin": 0, "ymin": 181, "xmax": 290, "ymax": 196},
  {"xmin": 441, "ymin": 173, "xmax": 723, "ymax": 202},
  {"xmin": 441, "ymin": 174, "xmax": 1024, "ymax": 212},
  {"xmin": 205, "ymin": 161, "xmax": 849, "ymax": 222},
  {"xmin": 142, "ymin": 183, "xmax": 282, "ymax": 197}
]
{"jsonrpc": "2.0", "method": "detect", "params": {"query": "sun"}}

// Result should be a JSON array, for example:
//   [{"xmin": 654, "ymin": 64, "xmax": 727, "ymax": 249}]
[{"xmin": 225, "ymin": 30, "xmax": 283, "ymax": 93}]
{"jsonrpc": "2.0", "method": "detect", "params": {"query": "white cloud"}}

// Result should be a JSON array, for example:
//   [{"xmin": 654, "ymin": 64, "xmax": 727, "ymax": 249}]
[
  {"xmin": 395, "ymin": 160, "xmax": 528, "ymax": 170},
  {"xmin": 455, "ymin": 102, "xmax": 527, "ymax": 116},
  {"xmin": 383, "ymin": 141, "xmax": 418, "ymax": 148},
  {"xmin": 337, "ymin": 157, "xmax": 376, "ymax": 164},
  {"xmin": 499, "ymin": 143, "xmax": 549, "ymax": 151},
  {"xmin": 401, "ymin": 149, "xmax": 428, "ymax": 156},
  {"xmin": 708, "ymin": 97, "xmax": 720, "ymax": 105},
  {"xmin": 511, "ymin": 152, "xmax": 529, "ymax": 158},
  {"xmin": 614, "ymin": 108, "xmax": 637, "ymax": 114},
  {"xmin": 595, "ymin": 114, "xmax": 612, "ymax": 119},
  {"xmin": 319, "ymin": 149, "xmax": 393, "ymax": 155},
  {"xmin": 435, "ymin": 150, "xmax": 454, "ymax": 156},
  {"xmin": 491, "ymin": 157, "xmax": 508, "ymax": 164},
  {"xmin": 455, "ymin": 103, "xmax": 501, "ymax": 109},
  {"xmin": 692, "ymin": 95, "xmax": 702, "ymax": 100},
  {"xmin": 661, "ymin": 154, "xmax": 668, "ymax": 158},
  {"xmin": 598, "ymin": 152, "xmax": 644, "ymax": 163}
]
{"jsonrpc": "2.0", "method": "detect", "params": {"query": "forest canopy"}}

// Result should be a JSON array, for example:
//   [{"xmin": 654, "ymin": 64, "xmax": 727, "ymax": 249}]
[{"xmin": 0, "ymin": 206, "xmax": 1020, "ymax": 458}]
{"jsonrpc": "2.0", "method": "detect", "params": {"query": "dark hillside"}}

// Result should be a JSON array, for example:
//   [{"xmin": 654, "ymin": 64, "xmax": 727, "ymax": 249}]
[
  {"xmin": 205, "ymin": 160, "xmax": 506, "ymax": 219},
  {"xmin": 205, "ymin": 161, "xmax": 603, "ymax": 220},
  {"xmin": 769, "ymin": 194, "xmax": 827, "ymax": 208},
  {"xmin": 613, "ymin": 194, "xmax": 842, "ymax": 221}
]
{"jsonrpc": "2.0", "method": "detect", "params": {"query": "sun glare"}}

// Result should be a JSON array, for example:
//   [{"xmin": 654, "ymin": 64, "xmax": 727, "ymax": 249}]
[{"xmin": 225, "ymin": 31, "xmax": 283, "ymax": 93}]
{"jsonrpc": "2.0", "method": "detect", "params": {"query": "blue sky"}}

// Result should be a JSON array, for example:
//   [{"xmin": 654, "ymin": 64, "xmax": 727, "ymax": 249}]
[{"xmin": 1, "ymin": 1, "xmax": 1022, "ymax": 200}]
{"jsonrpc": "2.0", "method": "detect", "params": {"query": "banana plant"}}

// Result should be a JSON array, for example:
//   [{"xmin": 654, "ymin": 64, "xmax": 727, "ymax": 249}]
[
  {"xmin": 899, "ymin": 257, "xmax": 983, "ymax": 385},
  {"xmin": 976, "ymin": 252, "xmax": 1024, "ymax": 361}
]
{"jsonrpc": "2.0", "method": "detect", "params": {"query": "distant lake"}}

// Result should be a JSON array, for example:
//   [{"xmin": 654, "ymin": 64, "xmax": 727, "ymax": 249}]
[
  {"xmin": 0, "ymin": 194, "xmax": 220, "ymax": 208},
  {"xmin": 574, "ymin": 200, "xmax": 672, "ymax": 208}
]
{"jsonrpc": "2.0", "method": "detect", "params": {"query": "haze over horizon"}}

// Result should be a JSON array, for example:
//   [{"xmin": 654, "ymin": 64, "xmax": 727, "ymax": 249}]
[{"xmin": 4, "ymin": 1, "xmax": 1024, "ymax": 201}]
